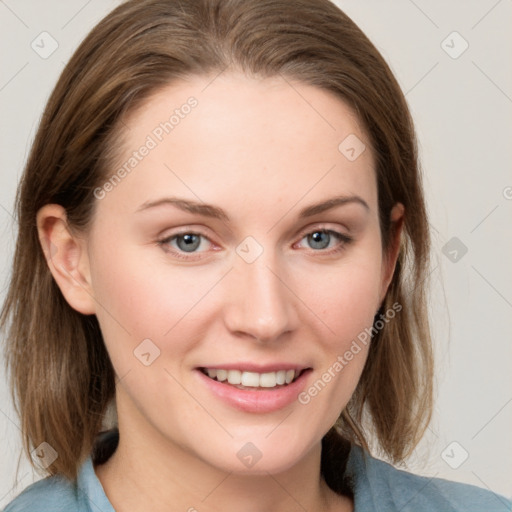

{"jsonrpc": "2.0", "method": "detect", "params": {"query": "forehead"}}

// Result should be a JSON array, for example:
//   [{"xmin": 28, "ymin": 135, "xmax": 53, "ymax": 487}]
[{"xmin": 98, "ymin": 72, "xmax": 377, "ymax": 220}]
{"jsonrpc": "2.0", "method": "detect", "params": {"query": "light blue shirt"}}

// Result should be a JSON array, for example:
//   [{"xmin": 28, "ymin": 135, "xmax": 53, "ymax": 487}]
[{"xmin": 3, "ymin": 442, "xmax": 511, "ymax": 511}]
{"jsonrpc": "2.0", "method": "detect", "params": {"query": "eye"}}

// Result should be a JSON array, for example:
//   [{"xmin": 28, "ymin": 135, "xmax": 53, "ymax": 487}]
[
  {"xmin": 157, "ymin": 231, "xmax": 214, "ymax": 259},
  {"xmin": 296, "ymin": 228, "xmax": 352, "ymax": 254},
  {"xmin": 157, "ymin": 226, "xmax": 353, "ymax": 261}
]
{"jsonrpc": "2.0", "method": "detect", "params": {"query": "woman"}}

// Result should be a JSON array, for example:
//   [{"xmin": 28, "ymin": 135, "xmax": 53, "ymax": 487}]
[{"xmin": 1, "ymin": 0, "xmax": 510, "ymax": 510}]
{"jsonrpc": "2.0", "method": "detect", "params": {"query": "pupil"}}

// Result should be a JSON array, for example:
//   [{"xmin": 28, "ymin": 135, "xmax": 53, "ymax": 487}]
[
  {"xmin": 309, "ymin": 231, "xmax": 329, "ymax": 250},
  {"xmin": 178, "ymin": 234, "xmax": 200, "ymax": 252}
]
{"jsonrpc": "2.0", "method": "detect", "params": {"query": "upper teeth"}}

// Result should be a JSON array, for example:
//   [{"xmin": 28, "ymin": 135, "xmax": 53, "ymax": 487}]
[{"xmin": 205, "ymin": 368, "xmax": 299, "ymax": 388}]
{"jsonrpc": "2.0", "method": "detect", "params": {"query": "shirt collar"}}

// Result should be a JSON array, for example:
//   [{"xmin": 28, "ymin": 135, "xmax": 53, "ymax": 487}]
[{"xmin": 76, "ymin": 456, "xmax": 116, "ymax": 512}]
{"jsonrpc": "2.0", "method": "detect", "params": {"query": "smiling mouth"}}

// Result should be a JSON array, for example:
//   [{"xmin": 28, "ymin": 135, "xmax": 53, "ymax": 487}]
[{"xmin": 199, "ymin": 367, "xmax": 309, "ymax": 390}]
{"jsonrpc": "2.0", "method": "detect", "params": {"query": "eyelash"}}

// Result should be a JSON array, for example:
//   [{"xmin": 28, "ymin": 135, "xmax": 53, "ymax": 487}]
[{"xmin": 157, "ymin": 226, "xmax": 353, "ymax": 261}]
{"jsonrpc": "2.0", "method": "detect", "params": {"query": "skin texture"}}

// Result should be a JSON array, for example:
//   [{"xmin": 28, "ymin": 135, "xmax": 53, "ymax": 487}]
[{"xmin": 37, "ymin": 72, "xmax": 404, "ymax": 512}]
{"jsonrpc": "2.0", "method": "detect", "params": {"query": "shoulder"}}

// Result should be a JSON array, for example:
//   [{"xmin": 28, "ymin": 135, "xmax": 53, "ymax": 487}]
[
  {"xmin": 347, "ymin": 444, "xmax": 512, "ymax": 512},
  {"xmin": 2, "ymin": 474, "xmax": 82, "ymax": 512},
  {"xmin": 3, "ymin": 432, "xmax": 118, "ymax": 512}
]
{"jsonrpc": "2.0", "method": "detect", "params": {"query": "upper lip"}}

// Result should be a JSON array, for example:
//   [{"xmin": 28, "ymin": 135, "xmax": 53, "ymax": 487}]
[{"xmin": 198, "ymin": 363, "xmax": 311, "ymax": 373}]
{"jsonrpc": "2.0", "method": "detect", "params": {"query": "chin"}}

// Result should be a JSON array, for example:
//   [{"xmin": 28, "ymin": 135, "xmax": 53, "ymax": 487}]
[{"xmin": 195, "ymin": 432, "xmax": 318, "ymax": 476}]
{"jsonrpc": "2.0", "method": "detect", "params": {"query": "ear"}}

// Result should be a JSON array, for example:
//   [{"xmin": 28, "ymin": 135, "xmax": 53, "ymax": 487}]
[
  {"xmin": 379, "ymin": 202, "xmax": 405, "ymax": 304},
  {"xmin": 36, "ymin": 204, "xmax": 96, "ymax": 315}
]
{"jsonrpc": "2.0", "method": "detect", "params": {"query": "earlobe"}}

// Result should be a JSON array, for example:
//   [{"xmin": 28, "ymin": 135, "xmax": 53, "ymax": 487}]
[
  {"xmin": 379, "ymin": 202, "xmax": 405, "ymax": 303},
  {"xmin": 36, "ymin": 204, "xmax": 96, "ymax": 315}
]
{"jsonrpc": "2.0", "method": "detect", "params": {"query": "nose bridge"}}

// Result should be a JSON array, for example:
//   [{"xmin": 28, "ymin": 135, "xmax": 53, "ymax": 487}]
[{"xmin": 224, "ymin": 246, "xmax": 296, "ymax": 342}]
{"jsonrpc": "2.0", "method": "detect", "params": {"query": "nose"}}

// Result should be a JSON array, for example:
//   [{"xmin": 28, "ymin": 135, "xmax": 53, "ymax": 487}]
[{"xmin": 223, "ymin": 249, "xmax": 298, "ymax": 343}]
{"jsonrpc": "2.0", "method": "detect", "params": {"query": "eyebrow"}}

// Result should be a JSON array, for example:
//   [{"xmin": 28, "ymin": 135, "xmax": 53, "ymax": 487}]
[{"xmin": 135, "ymin": 195, "xmax": 369, "ymax": 221}]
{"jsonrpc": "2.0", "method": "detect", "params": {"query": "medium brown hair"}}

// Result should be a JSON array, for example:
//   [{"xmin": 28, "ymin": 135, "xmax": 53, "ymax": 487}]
[{"xmin": 1, "ymin": 0, "xmax": 433, "ymax": 486}]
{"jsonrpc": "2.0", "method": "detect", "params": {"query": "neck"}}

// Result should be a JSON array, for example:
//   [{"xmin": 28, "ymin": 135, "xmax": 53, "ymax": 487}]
[{"xmin": 94, "ymin": 419, "xmax": 352, "ymax": 512}]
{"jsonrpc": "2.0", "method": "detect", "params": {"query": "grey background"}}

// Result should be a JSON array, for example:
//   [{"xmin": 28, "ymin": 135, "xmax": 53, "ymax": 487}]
[{"xmin": 1, "ymin": 0, "xmax": 511, "ymax": 505}]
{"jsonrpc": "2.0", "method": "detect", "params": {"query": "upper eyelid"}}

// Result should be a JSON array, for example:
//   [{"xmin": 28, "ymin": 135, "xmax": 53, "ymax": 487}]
[
  {"xmin": 159, "ymin": 222, "xmax": 350, "ymax": 240},
  {"xmin": 297, "ymin": 223, "xmax": 349, "ymax": 236},
  {"xmin": 158, "ymin": 229, "xmax": 213, "ymax": 245}
]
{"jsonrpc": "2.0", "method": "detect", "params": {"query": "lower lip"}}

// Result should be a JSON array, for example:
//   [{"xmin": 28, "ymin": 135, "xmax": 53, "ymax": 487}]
[{"xmin": 195, "ymin": 369, "xmax": 312, "ymax": 413}]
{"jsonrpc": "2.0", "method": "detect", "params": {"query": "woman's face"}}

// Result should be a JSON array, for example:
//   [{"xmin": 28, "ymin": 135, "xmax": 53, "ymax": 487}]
[{"xmin": 78, "ymin": 72, "xmax": 401, "ymax": 474}]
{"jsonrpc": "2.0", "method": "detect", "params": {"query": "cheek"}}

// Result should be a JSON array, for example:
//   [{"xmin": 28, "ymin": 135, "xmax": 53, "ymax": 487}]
[
  {"xmin": 91, "ymin": 250, "xmax": 176, "ymax": 354},
  {"xmin": 89, "ymin": 235, "xmax": 212, "ymax": 331},
  {"xmin": 294, "ymin": 244, "xmax": 383, "ymax": 407},
  {"xmin": 302, "ymin": 251, "xmax": 384, "ymax": 344}
]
